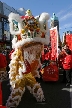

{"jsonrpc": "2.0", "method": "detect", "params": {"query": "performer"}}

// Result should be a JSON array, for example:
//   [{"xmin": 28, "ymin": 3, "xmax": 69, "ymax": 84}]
[
  {"xmin": 41, "ymin": 45, "xmax": 50, "ymax": 70},
  {"xmin": 6, "ymin": 9, "xmax": 50, "ymax": 108}
]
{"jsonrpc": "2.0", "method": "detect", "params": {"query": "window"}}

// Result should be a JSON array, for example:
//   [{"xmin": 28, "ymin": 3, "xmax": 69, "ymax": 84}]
[
  {"xmin": 3, "ymin": 18, "xmax": 10, "ymax": 40},
  {"xmin": 0, "ymin": 22, "xmax": 2, "ymax": 39},
  {"xmin": 3, "ymin": 6, "xmax": 12, "ymax": 16}
]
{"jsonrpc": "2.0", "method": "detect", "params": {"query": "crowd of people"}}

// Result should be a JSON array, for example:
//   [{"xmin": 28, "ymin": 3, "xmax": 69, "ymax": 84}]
[
  {"xmin": 0, "ymin": 44, "xmax": 72, "ymax": 87},
  {"xmin": 40, "ymin": 44, "xmax": 72, "ymax": 86},
  {"xmin": 58, "ymin": 45, "xmax": 72, "ymax": 86}
]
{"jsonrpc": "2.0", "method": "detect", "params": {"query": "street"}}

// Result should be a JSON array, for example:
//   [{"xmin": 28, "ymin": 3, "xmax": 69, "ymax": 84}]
[{"xmin": 2, "ymin": 75, "xmax": 71, "ymax": 108}]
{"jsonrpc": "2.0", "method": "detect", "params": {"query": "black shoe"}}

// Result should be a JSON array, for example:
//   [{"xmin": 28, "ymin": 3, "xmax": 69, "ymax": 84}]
[{"xmin": 66, "ymin": 83, "xmax": 70, "ymax": 86}]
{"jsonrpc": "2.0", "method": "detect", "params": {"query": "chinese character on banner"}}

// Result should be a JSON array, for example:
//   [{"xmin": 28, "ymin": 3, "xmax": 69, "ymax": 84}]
[
  {"xmin": 66, "ymin": 34, "xmax": 72, "ymax": 51},
  {"xmin": 50, "ymin": 26, "xmax": 58, "ymax": 61}
]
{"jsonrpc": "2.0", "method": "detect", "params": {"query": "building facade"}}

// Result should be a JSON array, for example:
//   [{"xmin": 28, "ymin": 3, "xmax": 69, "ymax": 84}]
[
  {"xmin": 50, "ymin": 13, "xmax": 59, "ymax": 32},
  {"xmin": 0, "ymin": 1, "xmax": 25, "ymax": 49},
  {"xmin": 50, "ymin": 13, "xmax": 61, "ymax": 46}
]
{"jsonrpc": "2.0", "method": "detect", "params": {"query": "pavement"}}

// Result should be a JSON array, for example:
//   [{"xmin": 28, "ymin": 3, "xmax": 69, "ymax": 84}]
[{"xmin": 2, "ymin": 75, "xmax": 71, "ymax": 108}]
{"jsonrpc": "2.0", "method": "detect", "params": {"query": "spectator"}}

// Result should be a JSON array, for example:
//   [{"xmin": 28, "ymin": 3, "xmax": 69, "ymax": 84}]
[
  {"xmin": 0, "ymin": 53, "xmax": 7, "ymax": 69},
  {"xmin": 58, "ymin": 46, "xmax": 62, "ymax": 56},
  {"xmin": 62, "ymin": 49, "xmax": 72, "ymax": 86}
]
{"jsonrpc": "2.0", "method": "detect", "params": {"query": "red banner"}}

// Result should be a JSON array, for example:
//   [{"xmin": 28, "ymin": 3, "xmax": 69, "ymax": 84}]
[
  {"xmin": 50, "ymin": 27, "xmax": 58, "ymax": 61},
  {"xmin": 66, "ymin": 34, "xmax": 72, "ymax": 50}
]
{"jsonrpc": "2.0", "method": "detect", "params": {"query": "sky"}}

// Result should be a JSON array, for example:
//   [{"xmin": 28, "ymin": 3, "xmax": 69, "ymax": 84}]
[{"xmin": 1, "ymin": 0, "xmax": 72, "ymax": 40}]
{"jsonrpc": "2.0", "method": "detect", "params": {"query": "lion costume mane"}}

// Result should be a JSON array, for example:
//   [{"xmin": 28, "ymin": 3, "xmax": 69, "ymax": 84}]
[{"xmin": 6, "ymin": 9, "xmax": 50, "ymax": 108}]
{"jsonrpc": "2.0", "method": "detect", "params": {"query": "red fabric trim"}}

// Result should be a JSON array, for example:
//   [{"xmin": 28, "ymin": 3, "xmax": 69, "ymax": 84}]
[{"xmin": 21, "ymin": 16, "xmax": 29, "ymax": 19}]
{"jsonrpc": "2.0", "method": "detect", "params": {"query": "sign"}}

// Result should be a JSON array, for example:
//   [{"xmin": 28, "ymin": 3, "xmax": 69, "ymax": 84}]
[
  {"xmin": 66, "ymin": 34, "xmax": 72, "ymax": 50},
  {"xmin": 50, "ymin": 26, "xmax": 58, "ymax": 61}
]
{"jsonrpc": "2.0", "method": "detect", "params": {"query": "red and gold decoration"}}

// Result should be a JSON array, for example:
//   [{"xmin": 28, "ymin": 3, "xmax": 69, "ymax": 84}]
[{"xmin": 21, "ymin": 16, "xmax": 40, "ymax": 32}]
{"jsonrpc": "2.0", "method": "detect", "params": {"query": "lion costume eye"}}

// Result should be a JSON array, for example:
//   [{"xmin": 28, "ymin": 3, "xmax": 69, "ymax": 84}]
[
  {"xmin": 43, "ymin": 20, "xmax": 46, "ymax": 30},
  {"xmin": 12, "ymin": 20, "xmax": 19, "ymax": 31},
  {"xmin": 44, "ymin": 24, "xmax": 46, "ymax": 30}
]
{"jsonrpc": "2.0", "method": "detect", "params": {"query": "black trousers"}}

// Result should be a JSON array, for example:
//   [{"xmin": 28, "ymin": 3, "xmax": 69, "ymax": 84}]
[{"xmin": 63, "ymin": 69, "xmax": 71, "ymax": 84}]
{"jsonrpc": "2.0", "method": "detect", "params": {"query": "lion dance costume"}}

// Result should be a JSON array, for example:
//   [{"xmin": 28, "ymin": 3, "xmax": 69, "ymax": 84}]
[{"xmin": 6, "ymin": 9, "xmax": 50, "ymax": 108}]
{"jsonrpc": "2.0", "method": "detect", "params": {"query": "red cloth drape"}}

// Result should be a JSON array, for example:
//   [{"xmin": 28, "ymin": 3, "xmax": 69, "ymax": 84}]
[{"xmin": 42, "ymin": 64, "xmax": 59, "ymax": 81}]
